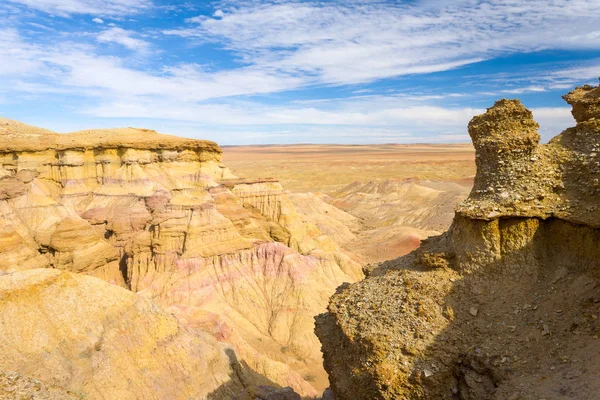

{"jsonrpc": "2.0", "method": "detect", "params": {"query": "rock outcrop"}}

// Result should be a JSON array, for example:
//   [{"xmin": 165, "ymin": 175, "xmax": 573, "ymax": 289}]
[
  {"xmin": 0, "ymin": 118, "xmax": 362, "ymax": 396},
  {"xmin": 316, "ymin": 83, "xmax": 600, "ymax": 399}
]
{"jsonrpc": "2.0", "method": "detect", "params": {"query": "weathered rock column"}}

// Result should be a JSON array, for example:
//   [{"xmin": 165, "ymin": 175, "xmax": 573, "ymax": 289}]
[{"xmin": 468, "ymin": 99, "xmax": 540, "ymax": 199}]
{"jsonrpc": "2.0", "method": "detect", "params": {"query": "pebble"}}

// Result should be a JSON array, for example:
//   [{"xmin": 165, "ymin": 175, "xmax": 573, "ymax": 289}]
[
  {"xmin": 542, "ymin": 324, "xmax": 550, "ymax": 336},
  {"xmin": 487, "ymin": 211, "xmax": 500, "ymax": 218}
]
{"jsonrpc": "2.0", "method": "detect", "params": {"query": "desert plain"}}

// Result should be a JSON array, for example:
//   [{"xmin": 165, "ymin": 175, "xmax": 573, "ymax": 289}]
[
  {"xmin": 223, "ymin": 144, "xmax": 475, "ymax": 194},
  {"xmin": 224, "ymin": 144, "xmax": 475, "ymax": 264}
]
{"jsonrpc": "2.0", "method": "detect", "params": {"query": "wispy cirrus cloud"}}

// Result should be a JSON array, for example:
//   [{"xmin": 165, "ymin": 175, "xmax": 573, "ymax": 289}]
[
  {"xmin": 0, "ymin": 28, "xmax": 303, "ymax": 101},
  {"xmin": 501, "ymin": 86, "xmax": 546, "ymax": 95},
  {"xmin": 6, "ymin": 0, "xmax": 152, "ymax": 16},
  {"xmin": 96, "ymin": 27, "xmax": 149, "ymax": 51},
  {"xmin": 550, "ymin": 62, "xmax": 600, "ymax": 83},
  {"xmin": 164, "ymin": 0, "xmax": 600, "ymax": 86},
  {"xmin": 3, "ymin": 1, "xmax": 599, "ymax": 105},
  {"xmin": 0, "ymin": 1, "xmax": 596, "ymax": 145},
  {"xmin": 462, "ymin": 57, "xmax": 600, "ymax": 93}
]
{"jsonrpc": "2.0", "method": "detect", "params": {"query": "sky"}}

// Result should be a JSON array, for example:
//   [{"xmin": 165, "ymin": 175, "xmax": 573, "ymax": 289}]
[{"xmin": 0, "ymin": 0, "xmax": 599, "ymax": 145}]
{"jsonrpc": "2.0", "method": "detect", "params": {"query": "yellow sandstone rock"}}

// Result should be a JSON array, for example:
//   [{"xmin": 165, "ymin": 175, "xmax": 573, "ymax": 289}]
[
  {"xmin": 0, "ymin": 118, "xmax": 363, "ymax": 396},
  {"xmin": 316, "ymin": 82, "xmax": 600, "ymax": 400},
  {"xmin": 0, "ymin": 269, "xmax": 244, "ymax": 400}
]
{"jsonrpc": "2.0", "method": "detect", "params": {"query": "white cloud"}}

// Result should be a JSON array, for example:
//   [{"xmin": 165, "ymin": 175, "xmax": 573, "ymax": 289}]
[
  {"xmin": 164, "ymin": 0, "xmax": 600, "ymax": 86},
  {"xmin": 28, "ymin": 22, "xmax": 54, "ymax": 31},
  {"xmin": 5, "ymin": 1, "xmax": 596, "ymax": 112},
  {"xmin": 7, "ymin": 0, "xmax": 151, "ymax": 16},
  {"xmin": 0, "ymin": 1, "xmax": 594, "ymax": 145},
  {"xmin": 70, "ymin": 87, "xmax": 487, "ymax": 143},
  {"xmin": 550, "ymin": 63, "xmax": 600, "ymax": 83},
  {"xmin": 96, "ymin": 27, "xmax": 149, "ymax": 51},
  {"xmin": 531, "ymin": 107, "xmax": 575, "ymax": 141},
  {"xmin": 77, "ymin": 95, "xmax": 576, "ymax": 144},
  {"xmin": 92, "ymin": 17, "xmax": 104, "ymax": 23},
  {"xmin": 0, "ymin": 28, "xmax": 46, "ymax": 76},
  {"xmin": 84, "ymin": 99, "xmax": 483, "ymax": 128},
  {"xmin": 460, "ymin": 57, "xmax": 600, "ymax": 94},
  {"xmin": 501, "ymin": 86, "xmax": 546, "ymax": 95},
  {"xmin": 0, "ymin": 28, "xmax": 302, "ymax": 102}
]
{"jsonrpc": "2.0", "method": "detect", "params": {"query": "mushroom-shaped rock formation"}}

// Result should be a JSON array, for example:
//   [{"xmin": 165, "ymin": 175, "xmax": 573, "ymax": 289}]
[
  {"xmin": 468, "ymin": 99, "xmax": 541, "ymax": 198},
  {"xmin": 317, "ymin": 82, "xmax": 600, "ymax": 400}
]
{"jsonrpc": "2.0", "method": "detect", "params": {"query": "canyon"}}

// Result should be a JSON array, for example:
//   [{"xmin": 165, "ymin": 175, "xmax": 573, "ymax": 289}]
[
  {"xmin": 0, "ymin": 118, "xmax": 365, "ymax": 398},
  {"xmin": 224, "ymin": 144, "xmax": 474, "ymax": 264},
  {"xmin": 2, "ymin": 81, "xmax": 597, "ymax": 399}
]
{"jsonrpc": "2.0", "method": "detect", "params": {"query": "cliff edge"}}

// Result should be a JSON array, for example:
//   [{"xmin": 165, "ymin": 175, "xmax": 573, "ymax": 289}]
[
  {"xmin": 316, "ymin": 82, "xmax": 600, "ymax": 399},
  {"xmin": 0, "ymin": 120, "xmax": 363, "ymax": 397}
]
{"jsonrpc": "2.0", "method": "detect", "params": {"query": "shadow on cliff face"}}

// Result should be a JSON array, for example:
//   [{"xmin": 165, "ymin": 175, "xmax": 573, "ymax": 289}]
[
  {"xmin": 318, "ymin": 217, "xmax": 600, "ymax": 400},
  {"xmin": 207, "ymin": 348, "xmax": 306, "ymax": 400},
  {"xmin": 412, "ymin": 217, "xmax": 600, "ymax": 399}
]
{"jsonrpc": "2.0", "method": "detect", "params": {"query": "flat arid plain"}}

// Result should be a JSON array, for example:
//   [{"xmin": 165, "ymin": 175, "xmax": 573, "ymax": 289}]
[
  {"xmin": 223, "ymin": 144, "xmax": 475, "ymax": 194},
  {"xmin": 224, "ymin": 144, "xmax": 475, "ymax": 263}
]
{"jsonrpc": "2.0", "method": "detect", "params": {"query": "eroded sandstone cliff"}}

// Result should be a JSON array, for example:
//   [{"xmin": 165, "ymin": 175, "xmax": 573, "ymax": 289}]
[
  {"xmin": 316, "ymin": 83, "xmax": 600, "ymax": 399},
  {"xmin": 0, "ymin": 118, "xmax": 362, "ymax": 397}
]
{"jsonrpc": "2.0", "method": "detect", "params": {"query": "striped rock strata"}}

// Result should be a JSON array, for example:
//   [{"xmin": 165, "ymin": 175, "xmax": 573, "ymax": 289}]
[{"xmin": 0, "ymin": 119, "xmax": 362, "ymax": 397}]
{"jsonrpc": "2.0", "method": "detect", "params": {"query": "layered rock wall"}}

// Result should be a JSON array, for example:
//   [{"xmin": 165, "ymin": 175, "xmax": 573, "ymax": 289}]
[{"xmin": 0, "ymin": 119, "xmax": 362, "ymax": 396}]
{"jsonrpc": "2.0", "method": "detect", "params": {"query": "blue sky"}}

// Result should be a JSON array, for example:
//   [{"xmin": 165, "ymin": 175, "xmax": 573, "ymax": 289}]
[{"xmin": 0, "ymin": 0, "xmax": 599, "ymax": 145}]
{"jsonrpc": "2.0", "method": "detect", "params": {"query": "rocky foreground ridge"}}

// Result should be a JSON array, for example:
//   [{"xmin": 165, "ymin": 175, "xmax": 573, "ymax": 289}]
[
  {"xmin": 0, "ymin": 119, "xmax": 363, "ymax": 398},
  {"xmin": 316, "ymin": 83, "xmax": 600, "ymax": 399}
]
